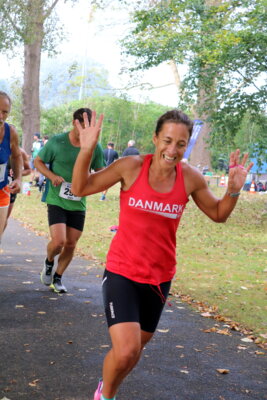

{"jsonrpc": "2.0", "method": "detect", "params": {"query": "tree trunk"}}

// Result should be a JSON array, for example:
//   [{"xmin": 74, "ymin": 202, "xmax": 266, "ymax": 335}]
[
  {"xmin": 22, "ymin": 39, "xmax": 42, "ymax": 155},
  {"xmin": 188, "ymin": 0, "xmax": 221, "ymax": 169},
  {"xmin": 168, "ymin": 59, "xmax": 184, "ymax": 102}
]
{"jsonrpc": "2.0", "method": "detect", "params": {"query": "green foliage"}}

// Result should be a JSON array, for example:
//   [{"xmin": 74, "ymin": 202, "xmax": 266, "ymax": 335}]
[
  {"xmin": 0, "ymin": 0, "xmax": 66, "ymax": 54},
  {"xmin": 40, "ymin": 95, "xmax": 169, "ymax": 153},
  {"xmin": 121, "ymin": 0, "xmax": 267, "ymax": 160}
]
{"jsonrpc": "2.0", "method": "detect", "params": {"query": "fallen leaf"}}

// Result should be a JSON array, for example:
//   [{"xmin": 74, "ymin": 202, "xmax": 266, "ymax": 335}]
[
  {"xmin": 25, "ymin": 259, "xmax": 32, "ymax": 262},
  {"xmin": 201, "ymin": 312, "xmax": 212, "ymax": 317},
  {"xmin": 180, "ymin": 370, "xmax": 189, "ymax": 374},
  {"xmin": 260, "ymin": 333, "xmax": 267, "ymax": 339},
  {"xmin": 100, "ymin": 345, "xmax": 110, "ymax": 348},
  {"xmin": 255, "ymin": 351, "xmax": 265, "ymax": 355},
  {"xmin": 237, "ymin": 345, "xmax": 247, "ymax": 350},
  {"xmin": 216, "ymin": 369, "xmax": 229, "ymax": 374},
  {"xmin": 15, "ymin": 305, "xmax": 24, "ymax": 308},
  {"xmin": 22, "ymin": 281, "xmax": 33, "ymax": 284},
  {"xmin": 28, "ymin": 379, "xmax": 40, "ymax": 387},
  {"xmin": 67, "ymin": 340, "xmax": 73, "ymax": 344},
  {"xmin": 240, "ymin": 286, "xmax": 248, "ymax": 290},
  {"xmin": 175, "ymin": 345, "xmax": 184, "ymax": 349},
  {"xmin": 37, "ymin": 311, "xmax": 46, "ymax": 315},
  {"xmin": 216, "ymin": 329, "xmax": 231, "ymax": 336},
  {"xmin": 241, "ymin": 338, "xmax": 253, "ymax": 343},
  {"xmin": 230, "ymin": 323, "xmax": 240, "ymax": 331},
  {"xmin": 157, "ymin": 329, "xmax": 169, "ymax": 333},
  {"xmin": 203, "ymin": 327, "xmax": 217, "ymax": 333}
]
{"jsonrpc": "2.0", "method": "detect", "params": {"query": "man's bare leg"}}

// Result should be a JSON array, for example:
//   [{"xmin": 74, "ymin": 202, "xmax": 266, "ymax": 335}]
[{"xmin": 0, "ymin": 207, "xmax": 9, "ymax": 243}]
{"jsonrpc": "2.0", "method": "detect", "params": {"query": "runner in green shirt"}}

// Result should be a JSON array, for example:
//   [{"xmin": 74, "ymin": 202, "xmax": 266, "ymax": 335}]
[{"xmin": 34, "ymin": 108, "xmax": 105, "ymax": 293}]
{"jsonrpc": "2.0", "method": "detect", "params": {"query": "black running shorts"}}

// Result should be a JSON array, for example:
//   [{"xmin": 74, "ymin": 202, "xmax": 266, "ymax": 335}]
[
  {"xmin": 47, "ymin": 204, "xmax": 86, "ymax": 231},
  {"xmin": 102, "ymin": 269, "xmax": 171, "ymax": 333}
]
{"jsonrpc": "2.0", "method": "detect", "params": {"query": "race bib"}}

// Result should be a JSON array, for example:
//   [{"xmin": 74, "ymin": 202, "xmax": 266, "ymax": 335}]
[
  {"xmin": 59, "ymin": 182, "xmax": 81, "ymax": 201},
  {"xmin": 0, "ymin": 163, "xmax": 7, "ymax": 183}
]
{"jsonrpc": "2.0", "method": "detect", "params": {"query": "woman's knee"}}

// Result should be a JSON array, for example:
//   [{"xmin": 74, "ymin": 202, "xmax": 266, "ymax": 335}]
[{"xmin": 114, "ymin": 345, "xmax": 141, "ymax": 372}]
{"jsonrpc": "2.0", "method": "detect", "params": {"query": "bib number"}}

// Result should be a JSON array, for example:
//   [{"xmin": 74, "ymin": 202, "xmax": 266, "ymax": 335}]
[
  {"xmin": 59, "ymin": 182, "xmax": 81, "ymax": 201},
  {"xmin": 0, "ymin": 163, "xmax": 7, "ymax": 183}
]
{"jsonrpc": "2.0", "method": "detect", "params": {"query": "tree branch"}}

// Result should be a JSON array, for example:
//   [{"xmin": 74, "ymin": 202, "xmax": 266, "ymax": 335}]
[
  {"xmin": 1, "ymin": 8, "xmax": 24, "ymax": 38},
  {"xmin": 43, "ymin": 0, "xmax": 60, "ymax": 21}
]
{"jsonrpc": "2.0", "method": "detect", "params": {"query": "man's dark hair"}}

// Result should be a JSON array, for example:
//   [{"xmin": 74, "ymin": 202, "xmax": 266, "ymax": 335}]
[
  {"xmin": 155, "ymin": 109, "xmax": 194, "ymax": 138},
  {"xmin": 73, "ymin": 108, "xmax": 92, "ymax": 123},
  {"xmin": 107, "ymin": 142, "xmax": 114, "ymax": 148}
]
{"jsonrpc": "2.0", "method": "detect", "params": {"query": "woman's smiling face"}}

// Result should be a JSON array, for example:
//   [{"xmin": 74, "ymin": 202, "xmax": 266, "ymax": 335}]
[{"xmin": 153, "ymin": 122, "xmax": 190, "ymax": 167}]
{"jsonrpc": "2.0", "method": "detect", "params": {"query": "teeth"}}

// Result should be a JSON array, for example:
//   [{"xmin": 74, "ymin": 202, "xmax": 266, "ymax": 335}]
[{"xmin": 164, "ymin": 155, "xmax": 175, "ymax": 161}]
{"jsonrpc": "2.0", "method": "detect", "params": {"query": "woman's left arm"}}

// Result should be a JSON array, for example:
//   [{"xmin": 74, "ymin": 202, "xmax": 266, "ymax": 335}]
[{"xmin": 190, "ymin": 149, "xmax": 253, "ymax": 222}]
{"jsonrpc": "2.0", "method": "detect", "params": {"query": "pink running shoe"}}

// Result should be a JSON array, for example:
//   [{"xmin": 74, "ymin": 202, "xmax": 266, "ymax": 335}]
[{"xmin": 93, "ymin": 379, "xmax": 103, "ymax": 400}]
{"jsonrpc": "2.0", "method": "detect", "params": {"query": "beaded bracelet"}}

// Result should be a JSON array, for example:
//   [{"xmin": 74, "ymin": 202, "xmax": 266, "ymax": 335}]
[{"xmin": 228, "ymin": 192, "xmax": 241, "ymax": 197}]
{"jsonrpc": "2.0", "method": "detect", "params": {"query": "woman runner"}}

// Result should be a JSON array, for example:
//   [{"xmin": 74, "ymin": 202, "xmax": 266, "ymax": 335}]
[{"xmin": 72, "ymin": 109, "xmax": 253, "ymax": 400}]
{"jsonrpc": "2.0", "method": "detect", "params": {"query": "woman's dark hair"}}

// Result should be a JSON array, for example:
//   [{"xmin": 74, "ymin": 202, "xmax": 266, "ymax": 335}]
[
  {"xmin": 73, "ymin": 108, "xmax": 92, "ymax": 123},
  {"xmin": 155, "ymin": 109, "xmax": 194, "ymax": 138}
]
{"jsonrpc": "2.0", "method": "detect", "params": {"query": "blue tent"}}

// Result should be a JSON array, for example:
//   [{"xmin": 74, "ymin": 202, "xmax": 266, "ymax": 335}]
[{"xmin": 250, "ymin": 152, "xmax": 267, "ymax": 174}]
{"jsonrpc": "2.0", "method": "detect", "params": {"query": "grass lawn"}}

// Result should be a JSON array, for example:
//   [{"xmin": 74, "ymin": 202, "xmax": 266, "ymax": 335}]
[{"xmin": 12, "ymin": 183, "xmax": 267, "ymax": 343}]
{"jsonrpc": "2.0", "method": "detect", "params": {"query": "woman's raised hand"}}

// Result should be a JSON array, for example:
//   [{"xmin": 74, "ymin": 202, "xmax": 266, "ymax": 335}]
[
  {"xmin": 228, "ymin": 149, "xmax": 254, "ymax": 193},
  {"xmin": 75, "ymin": 111, "xmax": 104, "ymax": 150}
]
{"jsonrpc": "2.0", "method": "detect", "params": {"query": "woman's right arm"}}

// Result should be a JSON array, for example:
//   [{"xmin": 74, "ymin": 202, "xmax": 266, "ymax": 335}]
[{"xmin": 71, "ymin": 111, "xmax": 122, "ymax": 196}]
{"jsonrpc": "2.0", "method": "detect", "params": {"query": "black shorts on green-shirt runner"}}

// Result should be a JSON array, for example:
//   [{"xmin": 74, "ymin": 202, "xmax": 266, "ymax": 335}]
[{"xmin": 47, "ymin": 204, "xmax": 85, "ymax": 231}]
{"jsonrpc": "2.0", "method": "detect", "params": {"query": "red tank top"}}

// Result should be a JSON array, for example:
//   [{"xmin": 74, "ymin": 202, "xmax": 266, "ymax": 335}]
[{"xmin": 106, "ymin": 154, "xmax": 189, "ymax": 285}]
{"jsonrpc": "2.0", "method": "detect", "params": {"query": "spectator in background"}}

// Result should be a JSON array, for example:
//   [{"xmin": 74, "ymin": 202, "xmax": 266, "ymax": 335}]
[
  {"xmin": 122, "ymin": 139, "xmax": 140, "ymax": 157},
  {"xmin": 100, "ymin": 142, "xmax": 119, "ymax": 201},
  {"xmin": 43, "ymin": 135, "xmax": 49, "ymax": 145},
  {"xmin": 38, "ymin": 135, "xmax": 50, "ymax": 192},
  {"xmin": 30, "ymin": 133, "xmax": 43, "ymax": 185}
]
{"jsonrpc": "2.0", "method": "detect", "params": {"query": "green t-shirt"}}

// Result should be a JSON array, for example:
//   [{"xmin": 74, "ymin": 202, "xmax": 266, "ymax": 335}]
[{"xmin": 38, "ymin": 131, "xmax": 105, "ymax": 211}]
